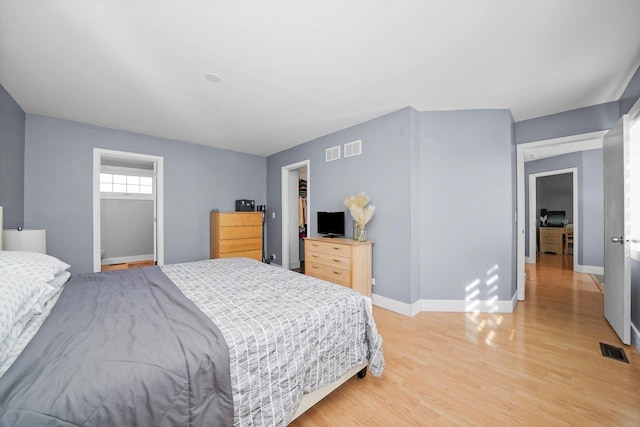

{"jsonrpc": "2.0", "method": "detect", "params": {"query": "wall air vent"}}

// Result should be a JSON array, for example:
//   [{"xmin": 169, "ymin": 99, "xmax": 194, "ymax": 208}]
[
  {"xmin": 344, "ymin": 140, "xmax": 362, "ymax": 158},
  {"xmin": 325, "ymin": 145, "xmax": 341, "ymax": 162}
]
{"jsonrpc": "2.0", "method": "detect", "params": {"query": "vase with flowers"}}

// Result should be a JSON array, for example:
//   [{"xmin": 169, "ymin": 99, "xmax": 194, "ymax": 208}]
[{"xmin": 344, "ymin": 192, "xmax": 375, "ymax": 242}]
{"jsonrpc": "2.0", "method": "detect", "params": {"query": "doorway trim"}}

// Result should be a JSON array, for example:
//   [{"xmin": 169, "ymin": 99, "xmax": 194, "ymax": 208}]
[
  {"xmin": 92, "ymin": 148, "xmax": 164, "ymax": 272},
  {"xmin": 516, "ymin": 130, "xmax": 605, "ymax": 301},
  {"xmin": 528, "ymin": 168, "xmax": 578, "ymax": 273},
  {"xmin": 281, "ymin": 159, "xmax": 310, "ymax": 271}
]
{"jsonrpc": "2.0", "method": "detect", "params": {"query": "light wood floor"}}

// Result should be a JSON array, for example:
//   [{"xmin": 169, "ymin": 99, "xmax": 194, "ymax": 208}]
[{"xmin": 291, "ymin": 254, "xmax": 640, "ymax": 426}]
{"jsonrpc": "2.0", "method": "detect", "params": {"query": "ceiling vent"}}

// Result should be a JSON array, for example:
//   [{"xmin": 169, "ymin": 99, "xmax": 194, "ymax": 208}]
[
  {"xmin": 344, "ymin": 140, "xmax": 362, "ymax": 158},
  {"xmin": 325, "ymin": 145, "xmax": 341, "ymax": 162}
]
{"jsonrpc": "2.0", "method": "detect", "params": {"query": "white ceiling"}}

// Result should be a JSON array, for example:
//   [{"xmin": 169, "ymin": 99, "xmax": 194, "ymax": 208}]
[{"xmin": 1, "ymin": 1, "xmax": 640, "ymax": 156}]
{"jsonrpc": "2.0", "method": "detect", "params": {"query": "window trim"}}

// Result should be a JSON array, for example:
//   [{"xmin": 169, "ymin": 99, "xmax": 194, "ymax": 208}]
[{"xmin": 100, "ymin": 166, "xmax": 155, "ymax": 200}]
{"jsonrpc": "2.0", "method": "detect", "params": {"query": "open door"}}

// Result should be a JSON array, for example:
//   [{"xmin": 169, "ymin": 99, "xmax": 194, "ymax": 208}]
[
  {"xmin": 93, "ymin": 148, "xmax": 164, "ymax": 272},
  {"xmin": 603, "ymin": 114, "xmax": 631, "ymax": 344}
]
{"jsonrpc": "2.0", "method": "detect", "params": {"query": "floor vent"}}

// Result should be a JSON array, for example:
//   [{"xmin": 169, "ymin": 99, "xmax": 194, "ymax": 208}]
[{"xmin": 599, "ymin": 342, "xmax": 629, "ymax": 363}]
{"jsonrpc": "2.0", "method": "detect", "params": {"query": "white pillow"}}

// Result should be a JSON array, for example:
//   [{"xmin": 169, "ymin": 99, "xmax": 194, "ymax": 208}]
[
  {"xmin": 0, "ymin": 274, "xmax": 49, "ymax": 358},
  {"xmin": 0, "ymin": 251, "xmax": 70, "ymax": 283}
]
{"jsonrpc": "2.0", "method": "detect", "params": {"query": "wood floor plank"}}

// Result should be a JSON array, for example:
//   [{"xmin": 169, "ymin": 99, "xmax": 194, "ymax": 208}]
[{"xmin": 291, "ymin": 254, "xmax": 640, "ymax": 426}]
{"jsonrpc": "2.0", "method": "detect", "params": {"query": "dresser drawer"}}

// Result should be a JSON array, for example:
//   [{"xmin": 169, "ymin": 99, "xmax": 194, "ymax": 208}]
[
  {"xmin": 305, "ymin": 261, "xmax": 351, "ymax": 287},
  {"xmin": 217, "ymin": 212, "xmax": 262, "ymax": 226},
  {"xmin": 305, "ymin": 240, "xmax": 350, "ymax": 257},
  {"xmin": 541, "ymin": 235, "xmax": 562, "ymax": 244},
  {"xmin": 219, "ymin": 225, "xmax": 262, "ymax": 239},
  {"xmin": 219, "ymin": 237, "xmax": 262, "ymax": 253},
  {"xmin": 306, "ymin": 250, "xmax": 351, "ymax": 269},
  {"xmin": 218, "ymin": 249, "xmax": 262, "ymax": 261}
]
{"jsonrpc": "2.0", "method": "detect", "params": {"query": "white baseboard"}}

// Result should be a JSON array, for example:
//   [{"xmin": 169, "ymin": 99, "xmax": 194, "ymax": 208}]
[
  {"xmin": 524, "ymin": 257, "xmax": 603, "ymax": 276},
  {"xmin": 632, "ymin": 322, "xmax": 640, "ymax": 354},
  {"xmin": 371, "ymin": 293, "xmax": 420, "ymax": 317},
  {"xmin": 372, "ymin": 293, "xmax": 518, "ymax": 316},
  {"xmin": 575, "ymin": 264, "xmax": 604, "ymax": 275}
]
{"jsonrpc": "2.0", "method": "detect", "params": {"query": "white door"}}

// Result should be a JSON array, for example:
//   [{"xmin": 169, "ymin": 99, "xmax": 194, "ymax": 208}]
[{"xmin": 603, "ymin": 114, "xmax": 631, "ymax": 344}]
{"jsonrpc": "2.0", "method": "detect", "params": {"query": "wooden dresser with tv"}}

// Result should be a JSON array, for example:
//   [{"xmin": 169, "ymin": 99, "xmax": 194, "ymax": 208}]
[{"xmin": 304, "ymin": 237, "xmax": 372, "ymax": 297}]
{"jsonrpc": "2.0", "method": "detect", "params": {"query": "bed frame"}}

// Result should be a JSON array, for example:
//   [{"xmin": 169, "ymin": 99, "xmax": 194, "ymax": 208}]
[{"xmin": 292, "ymin": 363, "xmax": 367, "ymax": 420}]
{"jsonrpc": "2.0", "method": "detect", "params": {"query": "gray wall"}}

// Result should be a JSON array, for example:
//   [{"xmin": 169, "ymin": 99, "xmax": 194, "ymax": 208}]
[
  {"xmin": 267, "ymin": 108, "xmax": 516, "ymax": 304},
  {"xmin": 100, "ymin": 199, "xmax": 154, "ymax": 259},
  {"xmin": 580, "ymin": 149, "xmax": 604, "ymax": 267},
  {"xmin": 419, "ymin": 110, "xmax": 515, "ymax": 301},
  {"xmin": 24, "ymin": 114, "xmax": 266, "ymax": 274},
  {"xmin": 0, "ymin": 84, "xmax": 25, "ymax": 228},
  {"xmin": 537, "ymin": 173, "xmax": 573, "ymax": 223},
  {"xmin": 267, "ymin": 108, "xmax": 415, "ymax": 303},
  {"xmin": 620, "ymin": 64, "xmax": 640, "ymax": 116},
  {"xmin": 515, "ymin": 101, "xmax": 620, "ymax": 145}
]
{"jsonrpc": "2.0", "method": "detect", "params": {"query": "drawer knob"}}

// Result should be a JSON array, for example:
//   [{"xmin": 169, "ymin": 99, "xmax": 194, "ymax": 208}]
[
  {"xmin": 332, "ymin": 246, "xmax": 342, "ymax": 250},
  {"xmin": 332, "ymin": 271, "xmax": 342, "ymax": 275},
  {"xmin": 312, "ymin": 254, "xmax": 319, "ymax": 258},
  {"xmin": 332, "ymin": 258, "xmax": 342, "ymax": 263}
]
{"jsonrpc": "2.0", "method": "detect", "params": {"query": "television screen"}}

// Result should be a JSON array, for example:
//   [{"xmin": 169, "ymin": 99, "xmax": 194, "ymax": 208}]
[
  {"xmin": 544, "ymin": 210, "xmax": 566, "ymax": 227},
  {"xmin": 317, "ymin": 211, "xmax": 345, "ymax": 237}
]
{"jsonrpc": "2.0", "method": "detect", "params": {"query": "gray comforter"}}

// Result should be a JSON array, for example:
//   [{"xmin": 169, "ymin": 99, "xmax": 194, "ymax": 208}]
[{"xmin": 0, "ymin": 267, "xmax": 233, "ymax": 426}]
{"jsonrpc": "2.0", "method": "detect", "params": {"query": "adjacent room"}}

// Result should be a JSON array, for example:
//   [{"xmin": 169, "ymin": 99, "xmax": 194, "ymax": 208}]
[{"xmin": 1, "ymin": 1, "xmax": 640, "ymax": 425}]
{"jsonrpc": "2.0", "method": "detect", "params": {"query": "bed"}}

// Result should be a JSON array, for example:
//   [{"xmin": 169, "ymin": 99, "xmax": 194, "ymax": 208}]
[{"xmin": 0, "ymin": 227, "xmax": 384, "ymax": 426}]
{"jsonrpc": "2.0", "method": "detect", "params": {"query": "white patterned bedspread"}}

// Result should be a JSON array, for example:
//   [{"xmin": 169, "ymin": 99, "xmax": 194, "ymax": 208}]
[
  {"xmin": 0, "ymin": 290, "xmax": 63, "ymax": 378},
  {"xmin": 161, "ymin": 257, "xmax": 384, "ymax": 427}
]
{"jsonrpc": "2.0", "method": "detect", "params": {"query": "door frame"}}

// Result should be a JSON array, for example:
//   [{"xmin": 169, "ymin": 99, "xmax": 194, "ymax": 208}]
[
  {"xmin": 516, "ymin": 131, "xmax": 605, "ymax": 300},
  {"xmin": 281, "ymin": 159, "xmax": 311, "ymax": 270},
  {"xmin": 527, "ymin": 168, "xmax": 578, "ymax": 273},
  {"xmin": 92, "ymin": 148, "xmax": 164, "ymax": 272}
]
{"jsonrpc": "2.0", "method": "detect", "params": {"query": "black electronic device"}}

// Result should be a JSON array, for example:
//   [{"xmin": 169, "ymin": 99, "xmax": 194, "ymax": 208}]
[
  {"xmin": 235, "ymin": 199, "xmax": 255, "ymax": 212},
  {"xmin": 543, "ymin": 210, "xmax": 566, "ymax": 227},
  {"xmin": 317, "ymin": 211, "xmax": 345, "ymax": 237}
]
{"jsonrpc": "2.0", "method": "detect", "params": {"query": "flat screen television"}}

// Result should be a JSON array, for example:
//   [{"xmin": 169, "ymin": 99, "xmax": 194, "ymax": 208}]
[
  {"xmin": 542, "ymin": 210, "xmax": 566, "ymax": 227},
  {"xmin": 317, "ymin": 211, "xmax": 345, "ymax": 237}
]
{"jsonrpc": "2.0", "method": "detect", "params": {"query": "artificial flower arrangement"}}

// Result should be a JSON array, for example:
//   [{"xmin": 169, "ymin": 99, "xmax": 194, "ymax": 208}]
[{"xmin": 344, "ymin": 192, "xmax": 375, "ymax": 241}]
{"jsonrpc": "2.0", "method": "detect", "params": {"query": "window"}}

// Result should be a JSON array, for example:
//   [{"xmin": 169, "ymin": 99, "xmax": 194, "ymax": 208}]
[{"xmin": 100, "ymin": 173, "xmax": 153, "ymax": 195}]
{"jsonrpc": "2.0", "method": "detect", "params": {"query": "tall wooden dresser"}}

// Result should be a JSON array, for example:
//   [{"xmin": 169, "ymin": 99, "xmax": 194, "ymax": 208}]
[
  {"xmin": 304, "ymin": 237, "xmax": 372, "ymax": 297},
  {"xmin": 210, "ymin": 211, "xmax": 263, "ymax": 261}
]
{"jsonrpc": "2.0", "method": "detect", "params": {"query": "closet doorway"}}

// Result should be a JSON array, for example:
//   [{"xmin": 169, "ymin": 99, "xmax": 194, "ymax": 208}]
[
  {"xmin": 281, "ymin": 160, "xmax": 310, "ymax": 271},
  {"xmin": 92, "ymin": 148, "xmax": 164, "ymax": 272}
]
